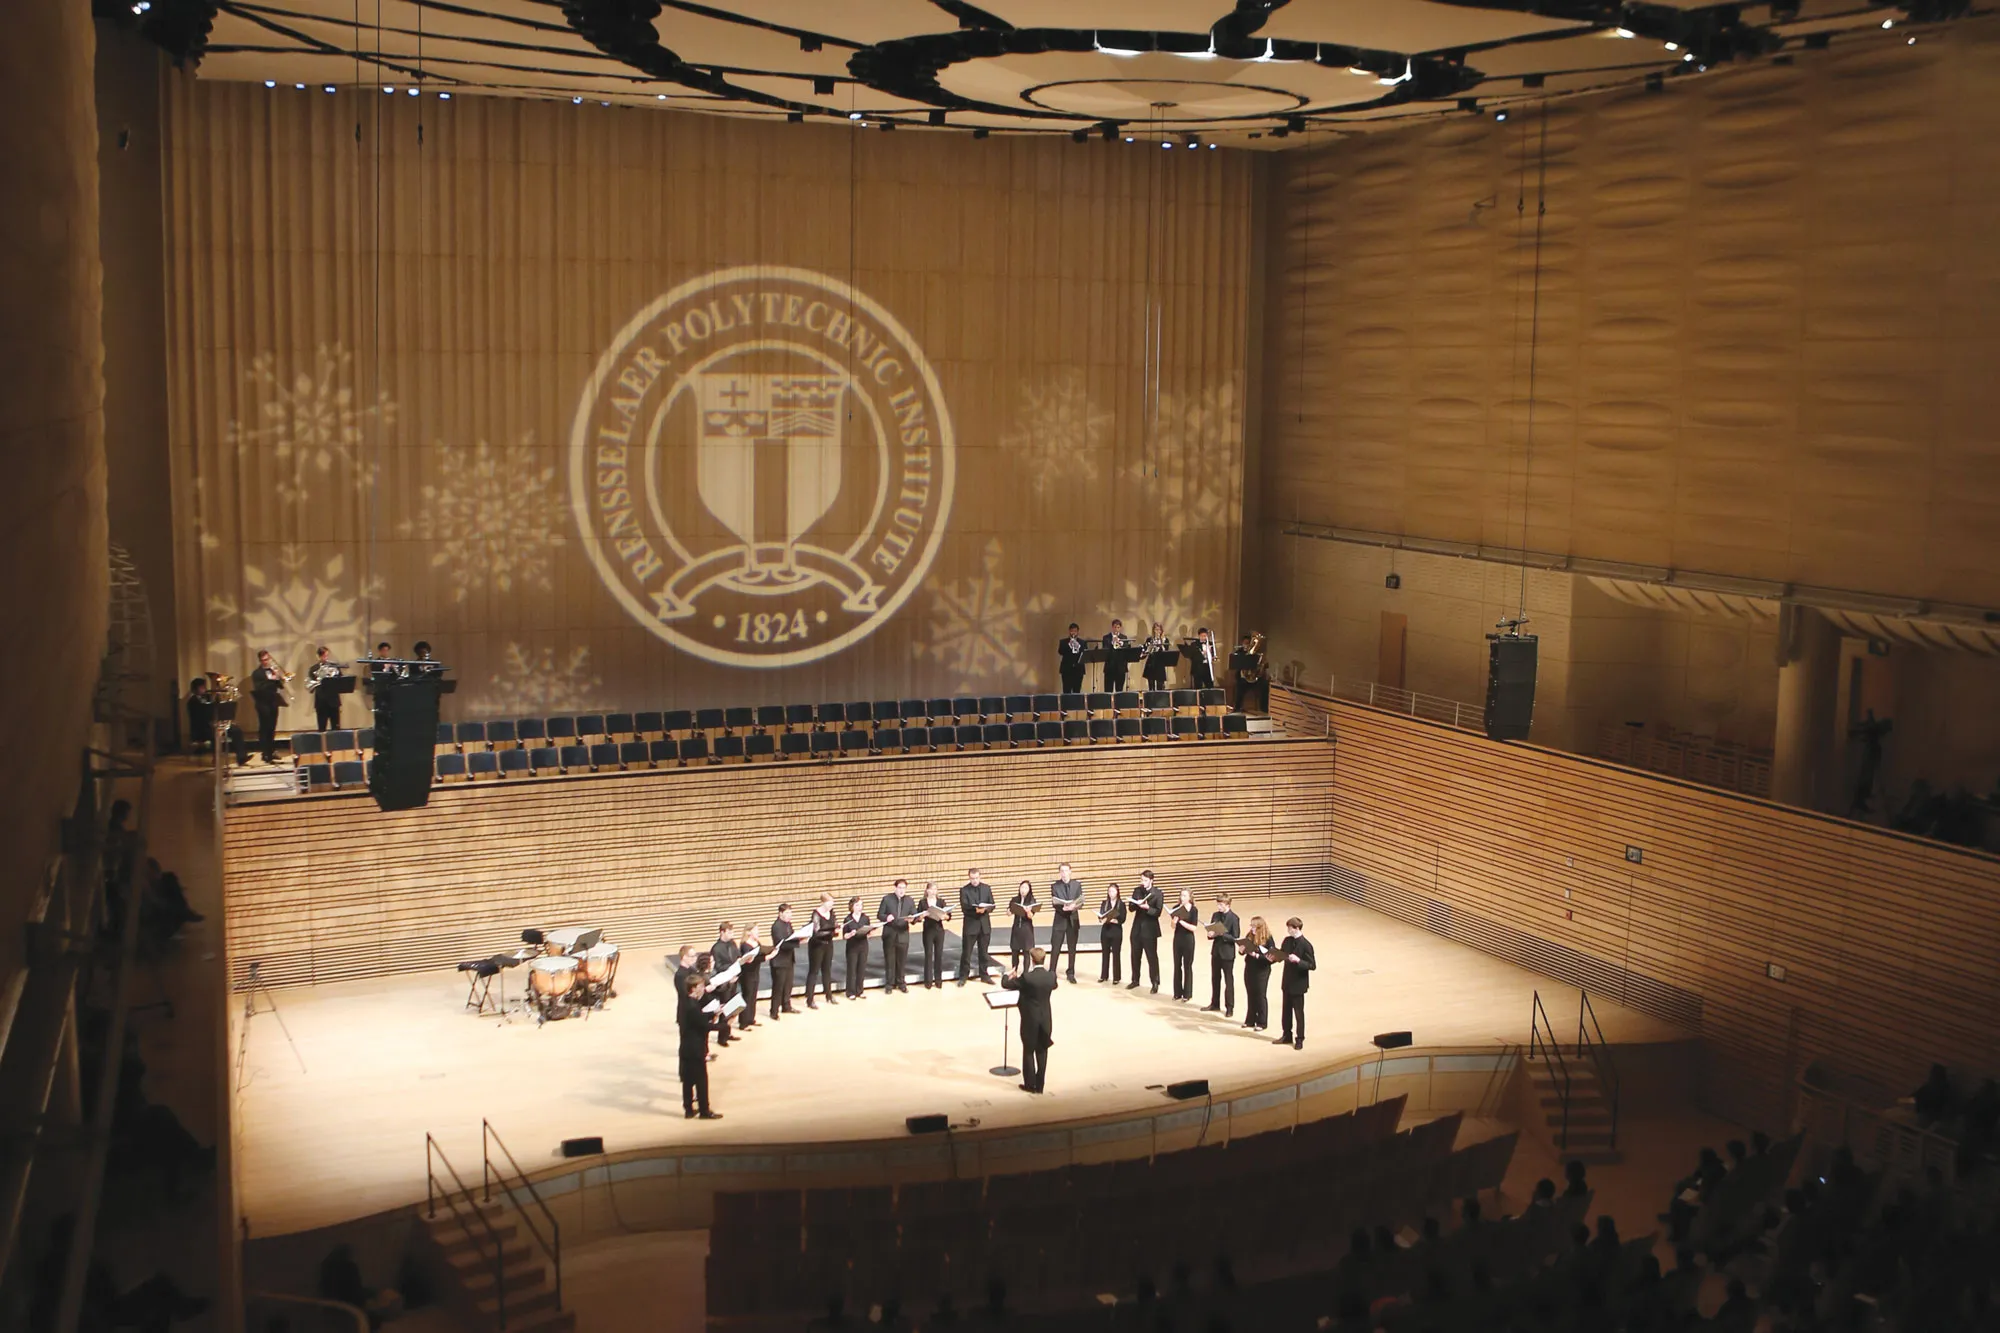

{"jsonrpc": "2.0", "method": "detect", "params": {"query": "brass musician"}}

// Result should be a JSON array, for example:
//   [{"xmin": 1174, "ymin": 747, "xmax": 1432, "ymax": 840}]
[
  {"xmin": 1230, "ymin": 631, "xmax": 1269, "ymax": 714},
  {"xmin": 248, "ymin": 649, "xmax": 292, "ymax": 764},
  {"xmin": 306, "ymin": 645, "xmax": 347, "ymax": 731}
]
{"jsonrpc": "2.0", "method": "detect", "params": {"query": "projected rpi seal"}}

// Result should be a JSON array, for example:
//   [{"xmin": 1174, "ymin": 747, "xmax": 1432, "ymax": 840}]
[{"xmin": 569, "ymin": 267, "xmax": 955, "ymax": 667}]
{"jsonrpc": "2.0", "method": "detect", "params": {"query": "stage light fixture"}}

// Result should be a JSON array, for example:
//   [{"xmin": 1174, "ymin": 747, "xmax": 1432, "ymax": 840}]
[
  {"xmin": 1646, "ymin": 72, "xmax": 1665, "ymax": 91},
  {"xmin": 572, "ymin": 96, "xmax": 582, "ymax": 104},
  {"xmin": 1683, "ymin": 51, "xmax": 1695, "ymax": 61},
  {"xmin": 439, "ymin": 92, "xmax": 450, "ymax": 100},
  {"xmin": 1523, "ymin": 73, "xmax": 1545, "ymax": 87},
  {"xmin": 879, "ymin": 119, "xmax": 894, "ymax": 131},
  {"xmin": 1495, "ymin": 109, "xmax": 1509, "ymax": 122},
  {"xmin": 1102, "ymin": 123, "xmax": 1117, "ymax": 140},
  {"xmin": 1286, "ymin": 114, "xmax": 1306, "ymax": 132},
  {"xmin": 930, "ymin": 109, "xmax": 946, "ymax": 126},
  {"xmin": 1804, "ymin": 31, "xmax": 1831, "ymax": 48},
  {"xmin": 800, "ymin": 35, "xmax": 821, "ymax": 53},
  {"xmin": 1456, "ymin": 97, "xmax": 1478, "ymax": 112},
  {"xmin": 324, "ymin": 85, "xmax": 335, "ymax": 93},
  {"xmin": 411, "ymin": 88, "xmax": 422, "ymax": 97},
  {"xmin": 1882, "ymin": 17, "xmax": 1895, "ymax": 27},
  {"xmin": 972, "ymin": 128, "xmax": 989, "ymax": 139},
  {"xmin": 848, "ymin": 110, "xmax": 863, "ymax": 120},
  {"xmin": 1614, "ymin": 26, "xmax": 1636, "ymax": 37},
  {"xmin": 1161, "ymin": 139, "xmax": 1173, "ymax": 148},
  {"xmin": 265, "ymin": 80, "xmax": 276, "ymax": 88},
  {"xmin": 1908, "ymin": 35, "xmax": 1917, "ymax": 43},
  {"xmin": 1124, "ymin": 135, "xmax": 1134, "ymax": 142},
  {"xmin": 294, "ymin": 83, "xmax": 305, "ymax": 90},
  {"xmin": 1665, "ymin": 41, "xmax": 1679, "ymax": 50},
  {"xmin": 656, "ymin": 94, "xmax": 666, "ymax": 100},
  {"xmin": 787, "ymin": 110, "xmax": 804, "ymax": 122},
  {"xmin": 813, "ymin": 76, "xmax": 835, "ymax": 95},
  {"xmin": 1072, "ymin": 128, "xmax": 1087, "ymax": 143},
  {"xmin": 384, "ymin": 85, "xmax": 395, "ymax": 94}
]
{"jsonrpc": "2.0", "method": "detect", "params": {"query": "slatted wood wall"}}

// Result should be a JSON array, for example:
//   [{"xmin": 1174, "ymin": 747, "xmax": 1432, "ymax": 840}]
[
  {"xmin": 1320, "ymin": 699, "xmax": 2000, "ymax": 1128},
  {"xmin": 222, "ymin": 739, "xmax": 1336, "ymax": 989}
]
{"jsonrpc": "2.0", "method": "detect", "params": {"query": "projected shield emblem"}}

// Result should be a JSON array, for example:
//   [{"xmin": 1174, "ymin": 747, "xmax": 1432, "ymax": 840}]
[
  {"xmin": 568, "ymin": 267, "xmax": 955, "ymax": 669},
  {"xmin": 695, "ymin": 372, "xmax": 848, "ymax": 583}
]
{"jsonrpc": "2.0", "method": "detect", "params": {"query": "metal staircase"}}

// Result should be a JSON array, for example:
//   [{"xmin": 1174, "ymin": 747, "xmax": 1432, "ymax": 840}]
[
  {"xmin": 1526, "ymin": 990, "xmax": 1623, "ymax": 1164},
  {"xmin": 419, "ymin": 1125, "xmax": 572, "ymax": 1332}
]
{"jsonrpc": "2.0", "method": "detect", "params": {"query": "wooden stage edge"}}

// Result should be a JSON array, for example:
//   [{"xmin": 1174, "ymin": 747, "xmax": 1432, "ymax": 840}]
[{"xmin": 230, "ymin": 895, "xmax": 1694, "ymax": 1239}]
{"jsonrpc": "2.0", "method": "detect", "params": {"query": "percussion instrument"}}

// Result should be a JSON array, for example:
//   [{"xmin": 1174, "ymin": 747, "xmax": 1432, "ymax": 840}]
[
  {"xmin": 541, "ymin": 926, "xmax": 604, "ymax": 955},
  {"xmin": 578, "ymin": 943, "xmax": 619, "ymax": 988},
  {"xmin": 529, "ymin": 955, "xmax": 577, "ymax": 996}
]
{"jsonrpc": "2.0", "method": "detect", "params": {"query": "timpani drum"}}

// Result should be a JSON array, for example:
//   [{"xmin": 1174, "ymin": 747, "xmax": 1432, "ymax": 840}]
[
  {"xmin": 578, "ymin": 943, "xmax": 619, "ymax": 988},
  {"xmin": 529, "ymin": 955, "xmax": 577, "ymax": 999}
]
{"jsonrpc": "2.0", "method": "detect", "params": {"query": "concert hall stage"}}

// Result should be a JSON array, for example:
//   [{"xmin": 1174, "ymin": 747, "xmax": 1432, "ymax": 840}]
[{"xmin": 232, "ymin": 893, "xmax": 1689, "ymax": 1238}]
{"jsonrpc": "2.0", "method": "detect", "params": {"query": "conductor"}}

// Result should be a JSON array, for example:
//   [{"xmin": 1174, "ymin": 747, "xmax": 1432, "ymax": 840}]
[{"xmin": 1001, "ymin": 947, "xmax": 1058, "ymax": 1094}]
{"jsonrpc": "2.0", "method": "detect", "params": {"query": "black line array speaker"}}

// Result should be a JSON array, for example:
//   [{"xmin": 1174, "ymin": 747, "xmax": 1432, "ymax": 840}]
[
  {"xmin": 369, "ymin": 676, "xmax": 446, "ymax": 811},
  {"xmin": 1165, "ymin": 1079, "xmax": 1211, "ymax": 1101},
  {"xmin": 560, "ymin": 1136, "xmax": 604, "ymax": 1157},
  {"xmin": 1483, "ymin": 634, "xmax": 1538, "ymax": 742},
  {"xmin": 905, "ymin": 1113, "xmax": 950, "ymax": 1135}
]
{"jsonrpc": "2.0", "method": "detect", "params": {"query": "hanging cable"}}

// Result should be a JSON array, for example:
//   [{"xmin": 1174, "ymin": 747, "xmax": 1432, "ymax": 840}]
[{"xmin": 1516, "ymin": 103, "xmax": 1550, "ymax": 623}]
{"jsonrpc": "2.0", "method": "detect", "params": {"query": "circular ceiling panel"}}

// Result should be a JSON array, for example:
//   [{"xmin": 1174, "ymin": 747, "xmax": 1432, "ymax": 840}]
[{"xmin": 1025, "ymin": 77, "xmax": 1304, "ymax": 119}]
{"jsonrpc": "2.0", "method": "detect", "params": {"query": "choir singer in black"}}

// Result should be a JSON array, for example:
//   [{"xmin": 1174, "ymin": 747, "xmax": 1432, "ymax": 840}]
[
  {"xmin": 710, "ymin": 921, "xmax": 740, "ymax": 1046},
  {"xmin": 1048, "ymin": 862, "xmax": 1083, "ymax": 983},
  {"xmin": 918, "ymin": 882, "xmax": 951, "ymax": 988},
  {"xmin": 1240, "ymin": 916, "xmax": 1276, "ymax": 1032},
  {"xmin": 1096, "ymin": 882, "xmax": 1127, "ymax": 985},
  {"xmin": 1006, "ymin": 879, "xmax": 1039, "ymax": 971},
  {"xmin": 806, "ymin": 892, "xmax": 839, "ymax": 1009},
  {"xmin": 736, "ymin": 925, "xmax": 763, "ymax": 1029},
  {"xmin": 1058, "ymin": 624, "xmax": 1087, "ymax": 694},
  {"xmin": 956, "ymin": 869, "xmax": 994, "ymax": 987},
  {"xmin": 1001, "ymin": 947, "xmax": 1058, "ymax": 1094},
  {"xmin": 677, "ymin": 973, "xmax": 721, "ymax": 1120},
  {"xmin": 1276, "ymin": 916, "xmax": 1317, "ymax": 1050},
  {"xmin": 878, "ymin": 878, "xmax": 916, "ymax": 994},
  {"xmin": 1169, "ymin": 887, "xmax": 1200, "ymax": 1002},
  {"xmin": 1126, "ymin": 871, "xmax": 1163, "ymax": 993},
  {"xmin": 1204, "ymin": 892, "xmax": 1241, "ymax": 1018},
  {"xmin": 767, "ymin": 904, "xmax": 800, "ymax": 1020},
  {"xmin": 841, "ymin": 897, "xmax": 873, "ymax": 1000}
]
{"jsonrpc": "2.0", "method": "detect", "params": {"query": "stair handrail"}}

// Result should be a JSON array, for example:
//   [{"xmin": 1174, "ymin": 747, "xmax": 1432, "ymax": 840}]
[
  {"xmin": 1529, "ymin": 990, "xmax": 1572, "ymax": 1150},
  {"xmin": 244, "ymin": 1290, "xmax": 370, "ymax": 1333},
  {"xmin": 426, "ymin": 1133, "xmax": 513, "ymax": 1330},
  {"xmin": 482, "ymin": 1119, "xmax": 563, "ymax": 1315},
  {"xmin": 1576, "ymin": 990, "xmax": 1621, "ymax": 1149}
]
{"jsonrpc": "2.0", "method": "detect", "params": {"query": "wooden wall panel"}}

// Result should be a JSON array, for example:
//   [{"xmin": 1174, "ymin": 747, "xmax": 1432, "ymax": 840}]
[
  {"xmin": 1319, "ymin": 698, "xmax": 2000, "ymax": 1126},
  {"xmin": 222, "ymin": 739, "xmax": 1336, "ymax": 989},
  {"xmin": 1262, "ymin": 20, "xmax": 2000, "ymax": 609}
]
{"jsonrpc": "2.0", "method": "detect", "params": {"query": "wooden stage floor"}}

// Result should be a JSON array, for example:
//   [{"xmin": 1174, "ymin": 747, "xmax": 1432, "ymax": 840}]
[{"xmin": 233, "ymin": 895, "xmax": 1686, "ymax": 1236}]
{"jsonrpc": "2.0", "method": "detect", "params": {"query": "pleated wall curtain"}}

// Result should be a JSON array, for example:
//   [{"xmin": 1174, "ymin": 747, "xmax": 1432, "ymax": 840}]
[{"xmin": 163, "ymin": 78, "xmax": 1256, "ymax": 723}]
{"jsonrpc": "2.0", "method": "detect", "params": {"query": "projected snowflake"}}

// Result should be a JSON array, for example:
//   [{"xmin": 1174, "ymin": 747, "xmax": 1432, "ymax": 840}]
[
  {"xmin": 206, "ymin": 546, "xmax": 393, "ymax": 710},
  {"xmin": 1132, "ymin": 382, "xmax": 1243, "ymax": 549},
  {"xmin": 1096, "ymin": 565, "xmax": 1221, "ymax": 641},
  {"xmin": 913, "ymin": 538, "xmax": 1055, "ymax": 692},
  {"xmin": 225, "ymin": 345, "xmax": 395, "ymax": 504},
  {"xmin": 400, "ymin": 435, "xmax": 566, "ymax": 604},
  {"xmin": 1001, "ymin": 370, "xmax": 1114, "ymax": 500},
  {"xmin": 480, "ymin": 644, "xmax": 602, "ymax": 717}
]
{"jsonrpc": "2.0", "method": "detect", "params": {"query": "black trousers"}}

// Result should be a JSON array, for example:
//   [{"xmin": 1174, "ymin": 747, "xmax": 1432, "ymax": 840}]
[
  {"xmin": 1022, "ymin": 1040, "xmax": 1049, "ymax": 1093},
  {"xmin": 255, "ymin": 700, "xmax": 280, "ymax": 761},
  {"xmin": 680, "ymin": 1057, "xmax": 711, "ymax": 1114},
  {"xmin": 1210, "ymin": 952, "xmax": 1236, "ymax": 1012},
  {"xmin": 1172, "ymin": 933, "xmax": 1196, "ymax": 999},
  {"xmin": 1049, "ymin": 915, "xmax": 1078, "ymax": 980},
  {"xmin": 1245, "ymin": 966, "xmax": 1270, "ymax": 1028},
  {"xmin": 768, "ymin": 961, "xmax": 795, "ymax": 1017},
  {"xmin": 714, "ymin": 1003, "xmax": 733, "ymax": 1045},
  {"xmin": 957, "ymin": 924, "xmax": 992, "ymax": 983},
  {"xmin": 1232, "ymin": 679, "xmax": 1269, "ymax": 713},
  {"xmin": 806, "ymin": 940, "xmax": 835, "ymax": 1001},
  {"xmin": 1060, "ymin": 666, "xmax": 1084, "ymax": 694},
  {"xmin": 1009, "ymin": 930, "xmax": 1034, "ymax": 971},
  {"xmin": 1099, "ymin": 925, "xmax": 1123, "ymax": 982},
  {"xmin": 1191, "ymin": 662, "xmax": 1215, "ymax": 691},
  {"xmin": 844, "ymin": 939, "xmax": 868, "ymax": 997},
  {"xmin": 1130, "ymin": 933, "xmax": 1159, "ymax": 988},
  {"xmin": 738, "ymin": 966, "xmax": 760, "ymax": 1024},
  {"xmin": 1281, "ymin": 990, "xmax": 1307, "ymax": 1043},
  {"xmin": 881, "ymin": 928, "xmax": 910, "ymax": 991},
  {"xmin": 314, "ymin": 699, "xmax": 341, "ymax": 731},
  {"xmin": 1106, "ymin": 666, "xmax": 1128, "ymax": 692},
  {"xmin": 921, "ymin": 925, "xmax": 945, "ymax": 985}
]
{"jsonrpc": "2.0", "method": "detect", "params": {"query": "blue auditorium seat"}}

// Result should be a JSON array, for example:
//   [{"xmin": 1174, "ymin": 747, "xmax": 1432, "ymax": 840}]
[
  {"xmin": 604, "ymin": 712, "xmax": 635, "ymax": 738},
  {"xmin": 724, "ymin": 706, "xmax": 754, "ymax": 732},
  {"xmin": 1222, "ymin": 713, "xmax": 1248, "ymax": 736},
  {"xmin": 300, "ymin": 762, "xmax": 333, "ymax": 792},
  {"xmin": 780, "ymin": 732, "xmax": 811, "ymax": 759},
  {"xmin": 436, "ymin": 723, "xmax": 458, "ymax": 748},
  {"xmin": 951, "ymin": 697, "xmax": 980, "ymax": 720},
  {"xmin": 785, "ymin": 704, "xmax": 816, "ymax": 729},
  {"xmin": 679, "ymin": 736, "xmax": 710, "ymax": 765},
  {"xmin": 1035, "ymin": 720, "xmax": 1062, "ymax": 745},
  {"xmin": 1171, "ymin": 690, "xmax": 1198, "ymax": 710},
  {"xmin": 1086, "ymin": 693, "xmax": 1113, "ymax": 713},
  {"xmin": 332, "ymin": 760, "xmax": 365, "ymax": 788},
  {"xmin": 1142, "ymin": 717, "xmax": 1168, "ymax": 740},
  {"xmin": 486, "ymin": 719, "xmax": 517, "ymax": 747},
  {"xmin": 694, "ymin": 707, "xmax": 725, "ymax": 732},
  {"xmin": 810, "ymin": 731, "xmax": 839, "ymax": 756},
  {"xmin": 899, "ymin": 699, "xmax": 928, "ymax": 721},
  {"xmin": 619, "ymin": 740, "xmax": 649, "ymax": 767},
  {"xmin": 745, "ymin": 733, "xmax": 776, "ymax": 761},
  {"xmin": 1006, "ymin": 695, "xmax": 1033, "ymax": 718},
  {"xmin": 1008, "ymin": 722, "xmax": 1035, "ymax": 746},
  {"xmin": 1113, "ymin": 692, "xmax": 1142, "ymax": 713},
  {"xmin": 925, "ymin": 698, "xmax": 953, "ymax": 721},
  {"xmin": 546, "ymin": 715, "xmax": 577, "ymax": 741},
  {"xmin": 1143, "ymin": 691, "xmax": 1172, "ymax": 713},
  {"xmin": 1059, "ymin": 693, "xmax": 1086, "ymax": 715},
  {"xmin": 981, "ymin": 723, "xmax": 1008, "ymax": 747},
  {"xmin": 457, "ymin": 720, "xmax": 488, "ymax": 747},
  {"xmin": 755, "ymin": 705, "xmax": 786, "ymax": 731},
  {"xmin": 558, "ymin": 743, "xmax": 590, "ymax": 771},
  {"xmin": 978, "ymin": 696, "xmax": 1005, "ymax": 720},
  {"xmin": 515, "ymin": 717, "xmax": 547, "ymax": 744},
  {"xmin": 1170, "ymin": 717, "xmax": 1197, "ymax": 739},
  {"xmin": 355, "ymin": 727, "xmax": 375, "ymax": 752},
  {"xmin": 1089, "ymin": 719, "xmax": 1115, "ymax": 742},
  {"xmin": 633, "ymin": 711, "xmax": 664, "ymax": 737},
  {"xmin": 839, "ymin": 729, "xmax": 871, "ymax": 753},
  {"xmin": 871, "ymin": 701, "xmax": 899, "ymax": 728},
  {"xmin": 953, "ymin": 724, "xmax": 981, "ymax": 749},
  {"xmin": 1032, "ymin": 693, "xmax": 1060, "ymax": 718},
  {"xmin": 435, "ymin": 752, "xmax": 466, "ymax": 782},
  {"xmin": 874, "ymin": 727, "xmax": 903, "ymax": 751},
  {"xmin": 714, "ymin": 734, "xmax": 746, "ymax": 762},
  {"xmin": 469, "ymin": 750, "xmax": 500, "ymax": 778},
  {"xmin": 664, "ymin": 709, "xmax": 694, "ymax": 735},
  {"xmin": 291, "ymin": 732, "xmax": 324, "ymax": 761},
  {"xmin": 499, "ymin": 749, "xmax": 530, "ymax": 776},
  {"xmin": 1116, "ymin": 718, "xmax": 1141, "ymax": 741},
  {"xmin": 1062, "ymin": 720, "xmax": 1087, "ymax": 742},
  {"xmin": 844, "ymin": 701, "xmax": 871, "ymax": 725},
  {"xmin": 586, "ymin": 741, "xmax": 617, "ymax": 769},
  {"xmin": 1197, "ymin": 715, "xmax": 1222, "ymax": 738},
  {"xmin": 528, "ymin": 746, "xmax": 561, "ymax": 773},
  {"xmin": 1199, "ymin": 689, "xmax": 1227, "ymax": 711},
  {"xmin": 899, "ymin": 725, "xmax": 930, "ymax": 750},
  {"xmin": 817, "ymin": 702, "xmax": 846, "ymax": 727},
  {"xmin": 647, "ymin": 739, "xmax": 676, "ymax": 766},
  {"xmin": 576, "ymin": 714, "xmax": 607, "ymax": 739}
]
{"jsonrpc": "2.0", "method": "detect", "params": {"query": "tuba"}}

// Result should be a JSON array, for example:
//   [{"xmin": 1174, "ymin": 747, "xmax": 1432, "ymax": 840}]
[{"xmin": 1238, "ymin": 631, "xmax": 1268, "ymax": 684}]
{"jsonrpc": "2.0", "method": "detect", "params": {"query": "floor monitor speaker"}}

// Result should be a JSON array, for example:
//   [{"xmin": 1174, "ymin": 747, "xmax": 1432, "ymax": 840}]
[
  {"xmin": 1165, "ymin": 1079, "xmax": 1211, "ymax": 1101},
  {"xmin": 905, "ymin": 1114, "xmax": 950, "ymax": 1135},
  {"xmin": 560, "ymin": 1136, "xmax": 604, "ymax": 1157}
]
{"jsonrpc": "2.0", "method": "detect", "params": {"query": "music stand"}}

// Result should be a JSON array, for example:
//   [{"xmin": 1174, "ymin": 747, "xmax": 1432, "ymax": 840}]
[
  {"xmin": 1370, "ymin": 1030, "xmax": 1413, "ymax": 1104},
  {"xmin": 984, "ymin": 988, "xmax": 1021, "ymax": 1078}
]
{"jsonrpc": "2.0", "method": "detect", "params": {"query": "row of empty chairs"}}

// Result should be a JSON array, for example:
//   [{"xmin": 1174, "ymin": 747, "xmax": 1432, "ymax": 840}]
[{"xmin": 432, "ymin": 689, "xmax": 1234, "ymax": 754}]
